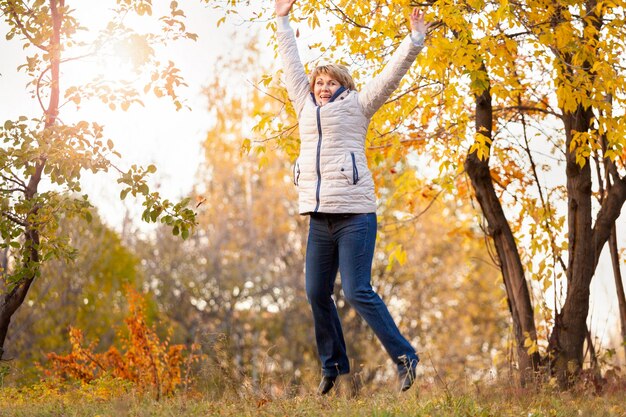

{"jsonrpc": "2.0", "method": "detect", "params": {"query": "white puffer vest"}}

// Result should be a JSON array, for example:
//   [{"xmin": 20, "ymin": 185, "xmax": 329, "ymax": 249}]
[{"xmin": 277, "ymin": 26, "xmax": 424, "ymax": 214}]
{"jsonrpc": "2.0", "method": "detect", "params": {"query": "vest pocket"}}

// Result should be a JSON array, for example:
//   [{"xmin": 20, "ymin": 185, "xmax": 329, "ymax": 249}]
[
  {"xmin": 340, "ymin": 152, "xmax": 359, "ymax": 185},
  {"xmin": 293, "ymin": 158, "xmax": 301, "ymax": 186}
]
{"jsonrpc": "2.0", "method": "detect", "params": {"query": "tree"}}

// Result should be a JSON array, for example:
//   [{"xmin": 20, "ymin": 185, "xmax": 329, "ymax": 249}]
[
  {"xmin": 213, "ymin": 0, "xmax": 626, "ymax": 386},
  {"xmin": 455, "ymin": 0, "xmax": 626, "ymax": 386},
  {"xmin": 6, "ymin": 209, "xmax": 139, "ymax": 383},
  {"xmin": 0, "ymin": 1, "xmax": 196, "ymax": 360}
]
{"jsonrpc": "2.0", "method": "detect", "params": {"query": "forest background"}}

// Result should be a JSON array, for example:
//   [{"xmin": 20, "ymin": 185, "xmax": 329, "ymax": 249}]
[{"xmin": 1, "ymin": 0, "xmax": 626, "ymax": 414}]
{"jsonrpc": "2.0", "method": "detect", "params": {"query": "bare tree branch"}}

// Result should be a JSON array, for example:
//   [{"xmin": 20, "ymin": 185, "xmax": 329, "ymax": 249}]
[
  {"xmin": 325, "ymin": 0, "xmax": 371, "ymax": 30},
  {"xmin": 494, "ymin": 105, "xmax": 562, "ymax": 119},
  {"xmin": 1, "ymin": 211, "xmax": 27, "ymax": 227},
  {"xmin": 0, "ymin": 173, "xmax": 27, "ymax": 189}
]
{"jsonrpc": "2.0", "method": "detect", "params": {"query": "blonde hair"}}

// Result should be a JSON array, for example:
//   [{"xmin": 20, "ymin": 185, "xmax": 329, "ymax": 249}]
[{"xmin": 309, "ymin": 64, "xmax": 356, "ymax": 92}]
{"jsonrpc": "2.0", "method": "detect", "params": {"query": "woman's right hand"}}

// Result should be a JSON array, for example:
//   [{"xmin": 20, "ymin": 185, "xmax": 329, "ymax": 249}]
[
  {"xmin": 275, "ymin": 0, "xmax": 296, "ymax": 16},
  {"xmin": 410, "ymin": 8, "xmax": 430, "ymax": 34}
]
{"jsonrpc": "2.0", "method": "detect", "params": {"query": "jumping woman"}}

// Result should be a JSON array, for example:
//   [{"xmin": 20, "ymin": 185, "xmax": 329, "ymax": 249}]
[{"xmin": 274, "ymin": 0, "xmax": 430, "ymax": 395}]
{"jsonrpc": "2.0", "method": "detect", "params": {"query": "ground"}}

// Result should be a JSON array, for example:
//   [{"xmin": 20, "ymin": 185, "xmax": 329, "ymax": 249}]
[{"xmin": 1, "ymin": 377, "xmax": 625, "ymax": 417}]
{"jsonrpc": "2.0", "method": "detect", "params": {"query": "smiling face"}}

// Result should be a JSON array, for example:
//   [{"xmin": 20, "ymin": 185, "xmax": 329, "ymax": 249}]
[
  {"xmin": 313, "ymin": 74, "xmax": 342, "ymax": 106},
  {"xmin": 309, "ymin": 64, "xmax": 355, "ymax": 106}
]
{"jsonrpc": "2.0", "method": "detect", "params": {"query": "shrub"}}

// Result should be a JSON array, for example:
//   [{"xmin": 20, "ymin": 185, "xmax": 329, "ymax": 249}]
[{"xmin": 42, "ymin": 288, "xmax": 201, "ymax": 400}]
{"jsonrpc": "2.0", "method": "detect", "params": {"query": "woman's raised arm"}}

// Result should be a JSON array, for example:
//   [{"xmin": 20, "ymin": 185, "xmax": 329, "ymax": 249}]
[
  {"xmin": 275, "ymin": 0, "xmax": 310, "ymax": 116},
  {"xmin": 358, "ymin": 8, "xmax": 430, "ymax": 119}
]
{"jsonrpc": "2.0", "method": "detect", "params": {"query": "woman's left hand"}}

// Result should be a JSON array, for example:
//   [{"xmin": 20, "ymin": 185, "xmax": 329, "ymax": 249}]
[{"xmin": 409, "ymin": 8, "xmax": 430, "ymax": 34}]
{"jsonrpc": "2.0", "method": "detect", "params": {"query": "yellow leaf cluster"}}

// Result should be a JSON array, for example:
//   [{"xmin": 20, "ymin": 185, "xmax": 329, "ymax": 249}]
[
  {"xmin": 523, "ymin": 332, "xmax": 539, "ymax": 355},
  {"xmin": 469, "ymin": 132, "xmax": 492, "ymax": 161}
]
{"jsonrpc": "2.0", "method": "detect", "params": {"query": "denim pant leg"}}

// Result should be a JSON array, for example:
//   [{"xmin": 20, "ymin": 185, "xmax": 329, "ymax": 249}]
[
  {"xmin": 335, "ymin": 213, "xmax": 418, "ymax": 368},
  {"xmin": 305, "ymin": 215, "xmax": 350, "ymax": 377}
]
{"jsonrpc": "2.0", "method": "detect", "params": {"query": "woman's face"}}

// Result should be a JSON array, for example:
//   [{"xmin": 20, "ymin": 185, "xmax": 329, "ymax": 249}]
[{"xmin": 314, "ymin": 74, "xmax": 341, "ymax": 106}]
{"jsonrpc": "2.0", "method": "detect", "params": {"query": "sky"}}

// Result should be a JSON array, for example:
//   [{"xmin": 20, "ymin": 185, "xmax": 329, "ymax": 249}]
[
  {"xmin": 0, "ymin": 1, "xmax": 273, "ymax": 233},
  {"xmin": 1, "ymin": 2, "xmax": 625, "ymax": 356}
]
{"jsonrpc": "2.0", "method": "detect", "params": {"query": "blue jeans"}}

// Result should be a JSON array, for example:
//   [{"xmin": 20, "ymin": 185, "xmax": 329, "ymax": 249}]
[{"xmin": 305, "ymin": 212, "xmax": 418, "ymax": 377}]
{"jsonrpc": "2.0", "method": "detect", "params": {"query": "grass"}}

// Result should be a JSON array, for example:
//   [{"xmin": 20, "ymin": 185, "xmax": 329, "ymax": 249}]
[{"xmin": 1, "ymin": 376, "xmax": 625, "ymax": 417}]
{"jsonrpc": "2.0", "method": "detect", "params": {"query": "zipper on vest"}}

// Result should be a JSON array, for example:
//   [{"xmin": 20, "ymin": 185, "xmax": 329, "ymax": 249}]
[
  {"xmin": 314, "ymin": 106, "xmax": 322, "ymax": 212},
  {"xmin": 310, "ymin": 86, "xmax": 346, "ymax": 213}
]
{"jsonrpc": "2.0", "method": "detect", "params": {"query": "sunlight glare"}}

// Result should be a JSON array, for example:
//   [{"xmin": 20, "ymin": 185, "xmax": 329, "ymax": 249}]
[{"xmin": 96, "ymin": 33, "xmax": 153, "ymax": 84}]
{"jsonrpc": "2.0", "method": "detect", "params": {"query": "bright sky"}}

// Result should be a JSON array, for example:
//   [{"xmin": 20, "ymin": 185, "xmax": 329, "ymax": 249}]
[
  {"xmin": 1, "ymin": 2, "xmax": 625, "ymax": 357},
  {"xmin": 0, "ymin": 2, "xmax": 274, "ymax": 232}
]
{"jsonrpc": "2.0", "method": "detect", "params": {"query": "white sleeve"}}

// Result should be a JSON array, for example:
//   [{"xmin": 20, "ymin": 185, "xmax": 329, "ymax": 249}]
[
  {"xmin": 276, "ymin": 17, "xmax": 311, "ymax": 116},
  {"xmin": 410, "ymin": 30, "xmax": 425, "ymax": 47},
  {"xmin": 358, "ymin": 35, "xmax": 424, "ymax": 119},
  {"xmin": 277, "ymin": 15, "xmax": 291, "ymax": 32}
]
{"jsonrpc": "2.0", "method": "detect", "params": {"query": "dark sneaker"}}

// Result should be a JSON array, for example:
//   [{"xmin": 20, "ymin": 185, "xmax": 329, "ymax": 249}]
[
  {"xmin": 317, "ymin": 375, "xmax": 337, "ymax": 395},
  {"xmin": 397, "ymin": 354, "xmax": 419, "ymax": 392}
]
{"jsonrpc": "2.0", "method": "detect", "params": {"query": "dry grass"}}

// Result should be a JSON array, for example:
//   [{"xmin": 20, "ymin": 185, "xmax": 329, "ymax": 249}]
[{"xmin": 1, "ymin": 374, "xmax": 625, "ymax": 417}]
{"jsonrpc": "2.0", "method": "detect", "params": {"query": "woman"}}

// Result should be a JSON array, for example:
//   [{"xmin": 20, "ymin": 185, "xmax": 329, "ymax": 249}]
[{"xmin": 275, "ymin": 0, "xmax": 429, "ymax": 394}]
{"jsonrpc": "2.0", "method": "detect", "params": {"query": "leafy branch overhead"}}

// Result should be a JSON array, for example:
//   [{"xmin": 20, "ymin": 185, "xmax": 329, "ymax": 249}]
[{"xmin": 0, "ymin": 0, "xmax": 199, "ymax": 360}]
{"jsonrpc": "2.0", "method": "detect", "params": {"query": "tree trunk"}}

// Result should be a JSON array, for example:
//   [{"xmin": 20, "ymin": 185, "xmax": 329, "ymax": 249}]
[
  {"xmin": 551, "ymin": 105, "xmax": 594, "ymax": 387},
  {"xmin": 599, "ymin": 91, "xmax": 626, "ymax": 360},
  {"xmin": 609, "ymin": 226, "xmax": 626, "ymax": 358},
  {"xmin": 545, "ymin": 0, "xmax": 626, "ymax": 387},
  {"xmin": 553, "ymin": 125, "xmax": 626, "ymax": 386},
  {"xmin": 0, "ymin": 0, "xmax": 61, "ymax": 359},
  {"xmin": 465, "ymin": 81, "xmax": 540, "ymax": 385}
]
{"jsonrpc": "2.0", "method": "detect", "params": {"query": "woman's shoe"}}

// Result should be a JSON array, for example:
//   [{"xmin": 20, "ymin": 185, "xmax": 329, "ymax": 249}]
[
  {"xmin": 398, "ymin": 354, "xmax": 419, "ymax": 392},
  {"xmin": 317, "ymin": 375, "xmax": 337, "ymax": 395}
]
